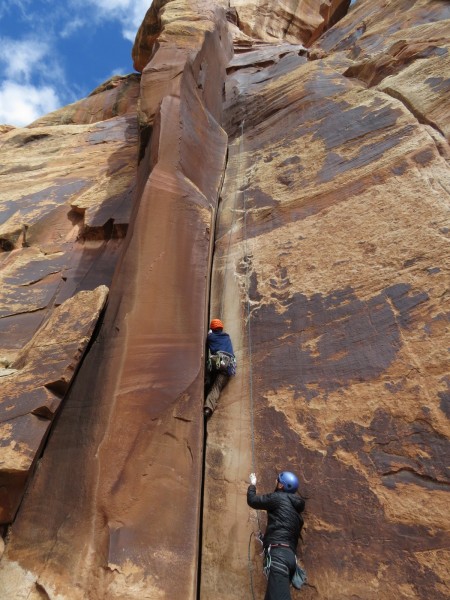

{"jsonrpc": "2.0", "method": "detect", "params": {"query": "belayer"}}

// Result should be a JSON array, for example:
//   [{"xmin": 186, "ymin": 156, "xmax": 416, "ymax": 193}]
[
  {"xmin": 203, "ymin": 318, "xmax": 236, "ymax": 418},
  {"xmin": 247, "ymin": 471, "xmax": 306, "ymax": 599}
]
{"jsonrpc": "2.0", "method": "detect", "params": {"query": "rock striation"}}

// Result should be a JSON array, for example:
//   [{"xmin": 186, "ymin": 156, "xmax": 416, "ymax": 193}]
[
  {"xmin": 201, "ymin": 1, "xmax": 450, "ymax": 599},
  {"xmin": 0, "ymin": 1, "xmax": 449, "ymax": 599},
  {"xmin": 0, "ymin": 286, "xmax": 108, "ymax": 523},
  {"xmin": 29, "ymin": 74, "xmax": 141, "ymax": 128},
  {"xmin": 0, "ymin": 75, "xmax": 138, "ymax": 537}
]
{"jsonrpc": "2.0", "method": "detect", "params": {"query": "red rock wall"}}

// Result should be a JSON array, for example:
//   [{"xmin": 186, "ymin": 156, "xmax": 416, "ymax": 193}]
[
  {"xmin": 1, "ymin": 1, "xmax": 449, "ymax": 599},
  {"xmin": 202, "ymin": 1, "xmax": 450, "ymax": 598},
  {"xmin": 29, "ymin": 75, "xmax": 141, "ymax": 127},
  {"xmin": 0, "ymin": 77, "xmax": 139, "ymax": 530},
  {"xmin": 0, "ymin": 2, "xmax": 231, "ymax": 598}
]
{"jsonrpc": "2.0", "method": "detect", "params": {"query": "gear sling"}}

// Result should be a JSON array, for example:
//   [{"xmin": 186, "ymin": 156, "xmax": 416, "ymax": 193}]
[{"xmin": 207, "ymin": 350, "xmax": 236, "ymax": 376}]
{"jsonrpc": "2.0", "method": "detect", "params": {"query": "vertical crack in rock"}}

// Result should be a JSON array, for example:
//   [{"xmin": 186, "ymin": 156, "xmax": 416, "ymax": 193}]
[
  {"xmin": 377, "ymin": 86, "xmax": 448, "ymax": 147},
  {"xmin": 1, "ymin": 2, "xmax": 450, "ymax": 599}
]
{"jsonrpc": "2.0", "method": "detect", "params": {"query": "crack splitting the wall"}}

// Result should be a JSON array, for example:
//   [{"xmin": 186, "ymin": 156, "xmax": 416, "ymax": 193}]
[
  {"xmin": 196, "ymin": 116, "xmax": 231, "ymax": 599},
  {"xmin": 340, "ymin": 67, "xmax": 449, "ymax": 158},
  {"xmin": 378, "ymin": 86, "xmax": 447, "ymax": 141}
]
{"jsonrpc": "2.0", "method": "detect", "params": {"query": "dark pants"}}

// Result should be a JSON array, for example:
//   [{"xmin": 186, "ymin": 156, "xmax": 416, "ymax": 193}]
[
  {"xmin": 204, "ymin": 372, "xmax": 229, "ymax": 413},
  {"xmin": 264, "ymin": 547, "xmax": 296, "ymax": 600}
]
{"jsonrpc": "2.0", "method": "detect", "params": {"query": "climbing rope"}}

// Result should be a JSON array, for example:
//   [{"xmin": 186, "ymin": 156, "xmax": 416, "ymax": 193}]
[
  {"xmin": 239, "ymin": 119, "xmax": 264, "ymax": 600},
  {"xmin": 215, "ymin": 118, "xmax": 261, "ymax": 599},
  {"xmin": 218, "ymin": 123, "xmax": 242, "ymax": 321},
  {"xmin": 241, "ymin": 119, "xmax": 257, "ymax": 478},
  {"xmin": 248, "ymin": 531, "xmax": 258, "ymax": 600}
]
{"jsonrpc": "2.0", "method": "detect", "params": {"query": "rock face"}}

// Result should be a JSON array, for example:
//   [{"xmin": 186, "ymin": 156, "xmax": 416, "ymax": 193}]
[
  {"xmin": 0, "ymin": 75, "xmax": 138, "ymax": 536},
  {"xmin": 201, "ymin": 2, "xmax": 450, "ymax": 599},
  {"xmin": 0, "ymin": 1, "xmax": 449, "ymax": 599},
  {"xmin": 1, "ymin": 2, "xmax": 232, "ymax": 598},
  {"xmin": 228, "ymin": 0, "xmax": 351, "ymax": 44},
  {"xmin": 29, "ymin": 75, "xmax": 141, "ymax": 127},
  {"xmin": 0, "ymin": 286, "xmax": 108, "ymax": 523}
]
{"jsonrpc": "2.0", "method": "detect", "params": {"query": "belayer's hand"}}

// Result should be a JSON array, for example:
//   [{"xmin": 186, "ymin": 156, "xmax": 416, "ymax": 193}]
[{"xmin": 249, "ymin": 473, "xmax": 257, "ymax": 486}]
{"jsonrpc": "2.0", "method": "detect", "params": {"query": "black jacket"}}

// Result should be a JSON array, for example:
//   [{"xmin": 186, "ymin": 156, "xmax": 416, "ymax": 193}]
[{"xmin": 247, "ymin": 485, "xmax": 305, "ymax": 554}]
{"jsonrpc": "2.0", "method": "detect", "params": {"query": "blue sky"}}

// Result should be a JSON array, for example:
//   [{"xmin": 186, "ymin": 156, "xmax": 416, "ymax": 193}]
[
  {"xmin": 0, "ymin": 1, "xmax": 360, "ymax": 128},
  {"xmin": 0, "ymin": 0, "xmax": 150, "ymax": 126}
]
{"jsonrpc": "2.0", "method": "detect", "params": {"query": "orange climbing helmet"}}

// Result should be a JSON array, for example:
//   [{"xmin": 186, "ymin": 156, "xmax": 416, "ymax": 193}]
[{"xmin": 210, "ymin": 318, "xmax": 224, "ymax": 331}]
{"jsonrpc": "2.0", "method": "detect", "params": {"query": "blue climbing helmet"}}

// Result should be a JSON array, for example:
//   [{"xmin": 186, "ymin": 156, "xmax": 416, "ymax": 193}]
[{"xmin": 277, "ymin": 471, "xmax": 299, "ymax": 493}]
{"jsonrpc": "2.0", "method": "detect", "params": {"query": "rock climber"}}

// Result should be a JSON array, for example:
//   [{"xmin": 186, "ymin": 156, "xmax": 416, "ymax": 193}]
[
  {"xmin": 203, "ymin": 318, "xmax": 236, "ymax": 418},
  {"xmin": 247, "ymin": 471, "xmax": 305, "ymax": 600}
]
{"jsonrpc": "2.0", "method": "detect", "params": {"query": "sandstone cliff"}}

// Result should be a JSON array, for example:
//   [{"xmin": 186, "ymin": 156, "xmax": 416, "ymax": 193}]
[{"xmin": 0, "ymin": 1, "xmax": 449, "ymax": 599}]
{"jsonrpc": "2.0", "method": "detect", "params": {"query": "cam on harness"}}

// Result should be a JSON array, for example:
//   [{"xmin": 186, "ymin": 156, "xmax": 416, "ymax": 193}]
[{"xmin": 207, "ymin": 350, "xmax": 237, "ymax": 377}]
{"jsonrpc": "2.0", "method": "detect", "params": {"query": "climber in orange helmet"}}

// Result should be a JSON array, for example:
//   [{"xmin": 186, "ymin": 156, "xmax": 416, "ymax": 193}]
[{"xmin": 203, "ymin": 318, "xmax": 236, "ymax": 419}]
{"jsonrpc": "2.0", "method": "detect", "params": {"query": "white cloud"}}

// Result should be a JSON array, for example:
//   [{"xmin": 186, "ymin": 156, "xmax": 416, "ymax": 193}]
[
  {"xmin": 0, "ymin": 37, "xmax": 50, "ymax": 82},
  {"xmin": 0, "ymin": 34, "xmax": 67, "ymax": 125},
  {"xmin": 60, "ymin": 17, "xmax": 85, "ymax": 38},
  {"xmin": 0, "ymin": 81, "xmax": 60, "ymax": 126},
  {"xmin": 109, "ymin": 66, "xmax": 127, "ymax": 77},
  {"xmin": 0, "ymin": 0, "xmax": 30, "ymax": 19},
  {"xmin": 0, "ymin": 1, "xmax": 148, "ymax": 125},
  {"xmin": 73, "ymin": 0, "xmax": 150, "ymax": 42}
]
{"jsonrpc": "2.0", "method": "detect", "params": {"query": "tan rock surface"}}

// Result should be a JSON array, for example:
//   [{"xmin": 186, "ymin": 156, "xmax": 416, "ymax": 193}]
[
  {"xmin": 0, "ymin": 112, "xmax": 138, "ymax": 361},
  {"xmin": 229, "ymin": 0, "xmax": 350, "ymax": 45},
  {"xmin": 377, "ymin": 49, "xmax": 450, "ymax": 142},
  {"xmin": 0, "ymin": 1, "xmax": 449, "ymax": 599},
  {"xmin": 28, "ymin": 74, "xmax": 140, "ymax": 127},
  {"xmin": 0, "ymin": 2, "xmax": 231, "ymax": 599},
  {"xmin": 201, "ymin": 2, "xmax": 450, "ymax": 599},
  {"xmin": 0, "ymin": 286, "xmax": 108, "ymax": 523},
  {"xmin": 0, "ymin": 60, "xmax": 138, "ymax": 532},
  {"xmin": 313, "ymin": 0, "xmax": 450, "ymax": 58},
  {"xmin": 311, "ymin": 1, "xmax": 450, "ymax": 147}
]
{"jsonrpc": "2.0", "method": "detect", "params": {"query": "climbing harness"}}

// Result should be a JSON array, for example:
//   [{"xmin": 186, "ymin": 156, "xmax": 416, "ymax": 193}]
[
  {"xmin": 263, "ymin": 546, "xmax": 271, "ymax": 579},
  {"xmin": 263, "ymin": 544, "xmax": 307, "ymax": 590},
  {"xmin": 263, "ymin": 545, "xmax": 290, "ymax": 579},
  {"xmin": 207, "ymin": 350, "xmax": 237, "ymax": 376}
]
